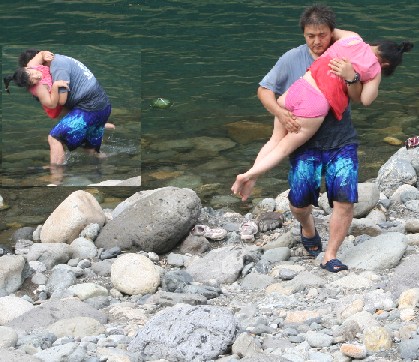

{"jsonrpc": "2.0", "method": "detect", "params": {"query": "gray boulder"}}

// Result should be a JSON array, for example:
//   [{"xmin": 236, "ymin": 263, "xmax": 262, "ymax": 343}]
[
  {"xmin": 319, "ymin": 182, "xmax": 380, "ymax": 218},
  {"xmin": 11, "ymin": 227, "xmax": 35, "ymax": 242},
  {"xmin": 385, "ymin": 254, "xmax": 419, "ymax": 298},
  {"xmin": 127, "ymin": 304, "xmax": 237, "ymax": 361},
  {"xmin": 354, "ymin": 183, "xmax": 380, "ymax": 218},
  {"xmin": 95, "ymin": 187, "xmax": 201, "ymax": 253},
  {"xmin": 0, "ymin": 348, "xmax": 41, "ymax": 362},
  {"xmin": 186, "ymin": 245, "xmax": 249, "ymax": 284},
  {"xmin": 341, "ymin": 232, "xmax": 407, "ymax": 271},
  {"xmin": 377, "ymin": 148, "xmax": 418, "ymax": 198},
  {"xmin": 26, "ymin": 243, "xmax": 72, "ymax": 270},
  {"xmin": 6, "ymin": 297, "xmax": 107, "ymax": 334}
]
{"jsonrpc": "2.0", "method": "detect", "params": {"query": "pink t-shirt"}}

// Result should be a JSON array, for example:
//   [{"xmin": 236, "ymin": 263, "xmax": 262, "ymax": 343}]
[
  {"xmin": 309, "ymin": 36, "xmax": 381, "ymax": 120},
  {"xmin": 28, "ymin": 65, "xmax": 63, "ymax": 119},
  {"xmin": 28, "ymin": 65, "xmax": 53, "ymax": 96},
  {"xmin": 322, "ymin": 36, "xmax": 381, "ymax": 82}
]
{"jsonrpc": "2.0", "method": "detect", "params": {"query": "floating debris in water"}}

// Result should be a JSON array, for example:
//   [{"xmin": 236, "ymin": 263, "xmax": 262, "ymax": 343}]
[{"xmin": 150, "ymin": 97, "xmax": 173, "ymax": 109}]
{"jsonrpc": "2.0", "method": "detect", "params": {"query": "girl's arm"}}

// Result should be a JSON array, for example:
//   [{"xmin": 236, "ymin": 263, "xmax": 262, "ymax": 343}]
[
  {"xmin": 359, "ymin": 73, "xmax": 381, "ymax": 105},
  {"xmin": 332, "ymin": 28, "xmax": 360, "ymax": 42},
  {"xmin": 330, "ymin": 57, "xmax": 381, "ymax": 105},
  {"xmin": 26, "ymin": 51, "xmax": 54, "ymax": 68},
  {"xmin": 34, "ymin": 80, "xmax": 69, "ymax": 108}
]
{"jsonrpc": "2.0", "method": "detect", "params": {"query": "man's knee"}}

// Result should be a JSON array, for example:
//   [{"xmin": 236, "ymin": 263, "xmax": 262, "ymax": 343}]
[
  {"xmin": 48, "ymin": 135, "xmax": 59, "ymax": 146},
  {"xmin": 289, "ymin": 203, "xmax": 312, "ymax": 217}
]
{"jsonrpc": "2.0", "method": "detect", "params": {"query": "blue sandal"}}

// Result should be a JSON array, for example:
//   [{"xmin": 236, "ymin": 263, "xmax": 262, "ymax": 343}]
[
  {"xmin": 320, "ymin": 258, "xmax": 348, "ymax": 273},
  {"xmin": 300, "ymin": 224, "xmax": 322, "ymax": 257}
]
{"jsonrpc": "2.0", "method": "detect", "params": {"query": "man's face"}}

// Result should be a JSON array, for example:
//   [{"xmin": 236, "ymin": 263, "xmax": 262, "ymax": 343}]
[{"xmin": 303, "ymin": 24, "xmax": 333, "ymax": 59}]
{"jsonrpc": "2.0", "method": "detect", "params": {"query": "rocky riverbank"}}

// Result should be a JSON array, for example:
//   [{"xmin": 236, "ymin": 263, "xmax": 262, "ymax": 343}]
[{"xmin": 0, "ymin": 146, "xmax": 419, "ymax": 362}]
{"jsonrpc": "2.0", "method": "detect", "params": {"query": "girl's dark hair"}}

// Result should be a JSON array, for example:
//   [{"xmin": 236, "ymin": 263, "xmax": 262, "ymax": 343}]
[
  {"xmin": 3, "ymin": 68, "xmax": 30, "ymax": 93},
  {"xmin": 19, "ymin": 48, "xmax": 40, "ymax": 67},
  {"xmin": 299, "ymin": 3, "xmax": 336, "ymax": 32},
  {"xmin": 372, "ymin": 41, "xmax": 414, "ymax": 76},
  {"xmin": 4, "ymin": 48, "xmax": 40, "ymax": 93}
]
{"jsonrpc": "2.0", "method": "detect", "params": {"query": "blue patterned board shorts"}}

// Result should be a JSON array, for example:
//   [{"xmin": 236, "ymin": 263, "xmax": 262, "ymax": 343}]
[
  {"xmin": 288, "ymin": 143, "xmax": 358, "ymax": 208},
  {"xmin": 49, "ymin": 104, "xmax": 111, "ymax": 152}
]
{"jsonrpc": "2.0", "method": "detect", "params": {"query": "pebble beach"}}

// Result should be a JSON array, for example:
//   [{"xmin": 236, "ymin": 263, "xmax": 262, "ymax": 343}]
[{"xmin": 0, "ymin": 145, "xmax": 419, "ymax": 362}]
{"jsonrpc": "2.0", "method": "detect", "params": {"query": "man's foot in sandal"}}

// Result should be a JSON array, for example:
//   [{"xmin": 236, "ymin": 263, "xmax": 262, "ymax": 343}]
[
  {"xmin": 300, "ymin": 224, "xmax": 322, "ymax": 257},
  {"xmin": 320, "ymin": 259, "xmax": 348, "ymax": 273}
]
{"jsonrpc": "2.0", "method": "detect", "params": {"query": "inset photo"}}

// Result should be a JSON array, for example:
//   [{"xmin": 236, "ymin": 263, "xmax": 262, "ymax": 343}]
[{"xmin": 2, "ymin": 45, "xmax": 141, "ymax": 187}]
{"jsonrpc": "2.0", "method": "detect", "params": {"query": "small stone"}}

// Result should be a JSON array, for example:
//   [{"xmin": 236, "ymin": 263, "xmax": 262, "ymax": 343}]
[
  {"xmin": 398, "ymin": 288, "xmax": 419, "ymax": 309},
  {"xmin": 383, "ymin": 136, "xmax": 403, "ymax": 146},
  {"xmin": 400, "ymin": 308, "xmax": 416, "ymax": 322},
  {"xmin": 364, "ymin": 326, "xmax": 392, "ymax": 351},
  {"xmin": 340, "ymin": 343, "xmax": 367, "ymax": 359}
]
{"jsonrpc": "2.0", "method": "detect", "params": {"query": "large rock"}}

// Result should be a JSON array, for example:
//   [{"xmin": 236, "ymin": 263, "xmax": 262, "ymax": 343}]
[
  {"xmin": 0, "ymin": 349, "xmax": 41, "ymax": 362},
  {"xmin": 385, "ymin": 254, "xmax": 419, "ymax": 298},
  {"xmin": 0, "ymin": 326, "xmax": 18, "ymax": 348},
  {"xmin": 6, "ymin": 297, "xmax": 107, "ymax": 334},
  {"xmin": 341, "ymin": 232, "xmax": 407, "ymax": 271},
  {"xmin": 111, "ymin": 253, "xmax": 160, "ymax": 295},
  {"xmin": 354, "ymin": 183, "xmax": 380, "ymax": 218},
  {"xmin": 128, "ymin": 304, "xmax": 237, "ymax": 361},
  {"xmin": 186, "ymin": 245, "xmax": 249, "ymax": 284},
  {"xmin": 0, "ymin": 255, "xmax": 26, "ymax": 297},
  {"xmin": 0, "ymin": 296, "xmax": 34, "ymax": 325},
  {"xmin": 47, "ymin": 316, "xmax": 106, "ymax": 338},
  {"xmin": 40, "ymin": 190, "xmax": 106, "ymax": 244},
  {"xmin": 95, "ymin": 187, "xmax": 201, "ymax": 253},
  {"xmin": 319, "ymin": 182, "xmax": 380, "ymax": 217},
  {"xmin": 377, "ymin": 148, "xmax": 418, "ymax": 198}
]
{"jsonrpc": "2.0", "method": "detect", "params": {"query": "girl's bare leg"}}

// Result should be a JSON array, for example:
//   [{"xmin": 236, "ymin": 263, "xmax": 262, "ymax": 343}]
[{"xmin": 242, "ymin": 115, "xmax": 324, "ymax": 179}]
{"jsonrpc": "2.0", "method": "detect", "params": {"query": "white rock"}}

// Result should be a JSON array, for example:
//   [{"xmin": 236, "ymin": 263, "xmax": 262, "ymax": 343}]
[
  {"xmin": 0, "ymin": 296, "xmax": 34, "ymax": 325},
  {"xmin": 67, "ymin": 282, "xmax": 108, "ymax": 301},
  {"xmin": 111, "ymin": 253, "xmax": 160, "ymax": 295},
  {"xmin": 40, "ymin": 190, "xmax": 106, "ymax": 244}
]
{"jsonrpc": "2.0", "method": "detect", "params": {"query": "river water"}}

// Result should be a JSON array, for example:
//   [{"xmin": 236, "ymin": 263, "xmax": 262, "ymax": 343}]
[{"xmin": 1, "ymin": 1, "xmax": 418, "ymax": 243}]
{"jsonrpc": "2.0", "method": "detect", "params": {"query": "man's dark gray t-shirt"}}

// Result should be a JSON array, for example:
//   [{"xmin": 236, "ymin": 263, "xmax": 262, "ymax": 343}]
[
  {"xmin": 259, "ymin": 44, "xmax": 358, "ymax": 151},
  {"xmin": 50, "ymin": 54, "xmax": 109, "ymax": 111}
]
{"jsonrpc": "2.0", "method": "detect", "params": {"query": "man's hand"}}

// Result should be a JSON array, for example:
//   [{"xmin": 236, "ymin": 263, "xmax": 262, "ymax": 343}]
[
  {"xmin": 328, "ymin": 57, "xmax": 355, "ymax": 81},
  {"xmin": 276, "ymin": 106, "xmax": 300, "ymax": 133},
  {"xmin": 329, "ymin": 57, "xmax": 363, "ymax": 103}
]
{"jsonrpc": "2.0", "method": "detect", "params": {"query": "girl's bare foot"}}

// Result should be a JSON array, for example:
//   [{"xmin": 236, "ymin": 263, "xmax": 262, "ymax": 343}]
[{"xmin": 105, "ymin": 123, "xmax": 115, "ymax": 130}]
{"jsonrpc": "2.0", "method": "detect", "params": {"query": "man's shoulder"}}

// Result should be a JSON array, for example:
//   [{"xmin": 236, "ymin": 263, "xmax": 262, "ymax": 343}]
[
  {"xmin": 51, "ymin": 54, "xmax": 68, "ymax": 67},
  {"xmin": 282, "ymin": 44, "xmax": 309, "ymax": 59}
]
